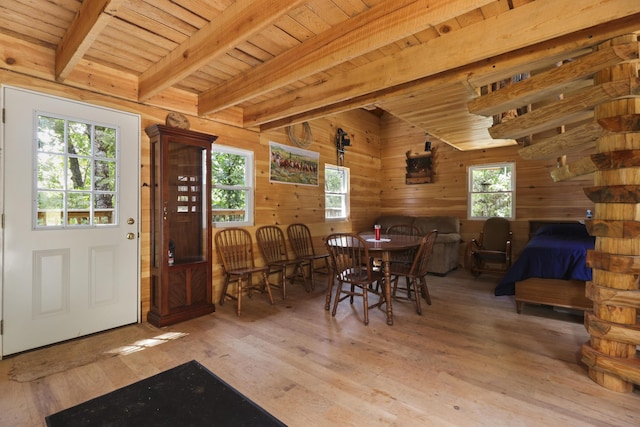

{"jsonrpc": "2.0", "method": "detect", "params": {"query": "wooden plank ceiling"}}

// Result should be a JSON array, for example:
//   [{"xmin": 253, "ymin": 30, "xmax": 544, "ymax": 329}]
[{"xmin": 1, "ymin": 0, "xmax": 639, "ymax": 151}]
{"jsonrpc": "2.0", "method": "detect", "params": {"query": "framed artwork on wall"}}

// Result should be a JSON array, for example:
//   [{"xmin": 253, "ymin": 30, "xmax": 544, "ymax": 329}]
[{"xmin": 269, "ymin": 141, "xmax": 319, "ymax": 186}]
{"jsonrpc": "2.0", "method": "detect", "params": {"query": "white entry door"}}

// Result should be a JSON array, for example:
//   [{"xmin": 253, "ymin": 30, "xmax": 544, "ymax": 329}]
[{"xmin": 1, "ymin": 86, "xmax": 140, "ymax": 356}]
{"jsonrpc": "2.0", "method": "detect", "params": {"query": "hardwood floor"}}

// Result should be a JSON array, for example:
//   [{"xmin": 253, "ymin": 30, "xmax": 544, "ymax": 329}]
[{"xmin": 1, "ymin": 269, "xmax": 638, "ymax": 426}]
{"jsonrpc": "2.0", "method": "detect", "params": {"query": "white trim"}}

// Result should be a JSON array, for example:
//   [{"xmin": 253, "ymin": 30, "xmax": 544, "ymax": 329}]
[
  {"xmin": 325, "ymin": 164, "xmax": 350, "ymax": 221},
  {"xmin": 467, "ymin": 161, "xmax": 515, "ymax": 220},
  {"xmin": 211, "ymin": 144, "xmax": 254, "ymax": 227}
]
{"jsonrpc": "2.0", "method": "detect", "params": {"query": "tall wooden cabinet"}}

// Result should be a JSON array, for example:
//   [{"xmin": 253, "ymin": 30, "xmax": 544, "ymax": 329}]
[{"xmin": 145, "ymin": 124, "xmax": 217, "ymax": 326}]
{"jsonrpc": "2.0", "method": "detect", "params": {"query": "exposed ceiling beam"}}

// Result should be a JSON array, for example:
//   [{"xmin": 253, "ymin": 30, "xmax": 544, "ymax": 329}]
[
  {"xmin": 198, "ymin": 0, "xmax": 495, "ymax": 115},
  {"xmin": 138, "ymin": 0, "xmax": 306, "ymax": 102},
  {"xmin": 259, "ymin": 15, "xmax": 640, "ymax": 132},
  {"xmin": 55, "ymin": 0, "xmax": 126, "ymax": 81},
  {"xmin": 243, "ymin": 0, "xmax": 640, "ymax": 128}
]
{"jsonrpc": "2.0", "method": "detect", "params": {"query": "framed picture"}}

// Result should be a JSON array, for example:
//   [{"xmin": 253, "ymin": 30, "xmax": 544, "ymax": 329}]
[{"xmin": 269, "ymin": 141, "xmax": 319, "ymax": 186}]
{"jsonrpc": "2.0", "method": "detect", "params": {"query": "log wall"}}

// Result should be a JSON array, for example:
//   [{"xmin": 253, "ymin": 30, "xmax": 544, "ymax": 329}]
[{"xmin": 580, "ymin": 35, "xmax": 640, "ymax": 392}]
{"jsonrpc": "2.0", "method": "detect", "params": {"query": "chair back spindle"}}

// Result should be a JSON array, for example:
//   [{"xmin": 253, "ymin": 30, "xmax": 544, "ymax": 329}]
[
  {"xmin": 215, "ymin": 228, "xmax": 274, "ymax": 316},
  {"xmin": 256, "ymin": 225, "xmax": 308, "ymax": 297}
]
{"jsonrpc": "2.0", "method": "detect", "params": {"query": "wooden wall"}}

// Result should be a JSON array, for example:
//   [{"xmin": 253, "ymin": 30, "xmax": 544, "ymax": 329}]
[
  {"xmin": 0, "ymin": 69, "xmax": 596, "ymax": 321},
  {"xmin": 259, "ymin": 109, "xmax": 381, "ymax": 234},
  {"xmin": 219, "ymin": 109, "xmax": 382, "ymax": 304},
  {"xmin": 380, "ymin": 113, "xmax": 596, "ymax": 265},
  {"xmin": 0, "ymin": 70, "xmax": 382, "ymax": 317}
]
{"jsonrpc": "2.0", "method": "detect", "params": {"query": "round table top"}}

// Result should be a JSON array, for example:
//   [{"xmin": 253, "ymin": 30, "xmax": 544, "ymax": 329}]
[{"xmin": 357, "ymin": 233, "xmax": 422, "ymax": 252}]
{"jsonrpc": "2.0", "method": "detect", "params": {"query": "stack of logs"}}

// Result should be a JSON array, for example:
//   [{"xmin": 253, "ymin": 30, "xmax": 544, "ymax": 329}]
[
  {"xmin": 582, "ymin": 34, "xmax": 640, "ymax": 392},
  {"xmin": 469, "ymin": 33, "xmax": 640, "ymax": 392}
]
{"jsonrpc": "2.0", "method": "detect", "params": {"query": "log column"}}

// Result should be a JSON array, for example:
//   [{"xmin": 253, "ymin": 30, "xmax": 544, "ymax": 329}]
[{"xmin": 581, "ymin": 34, "xmax": 640, "ymax": 392}]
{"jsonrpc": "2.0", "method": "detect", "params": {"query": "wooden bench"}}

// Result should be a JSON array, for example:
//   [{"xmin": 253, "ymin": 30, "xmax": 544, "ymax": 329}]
[{"xmin": 515, "ymin": 278, "xmax": 592, "ymax": 314}]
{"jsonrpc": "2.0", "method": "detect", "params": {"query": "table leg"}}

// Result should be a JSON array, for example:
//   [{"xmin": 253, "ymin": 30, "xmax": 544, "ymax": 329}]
[{"xmin": 382, "ymin": 251, "xmax": 393, "ymax": 325}]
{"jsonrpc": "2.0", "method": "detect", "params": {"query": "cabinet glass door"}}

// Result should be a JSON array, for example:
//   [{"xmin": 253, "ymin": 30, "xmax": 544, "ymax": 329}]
[{"xmin": 167, "ymin": 141, "xmax": 207, "ymax": 264}]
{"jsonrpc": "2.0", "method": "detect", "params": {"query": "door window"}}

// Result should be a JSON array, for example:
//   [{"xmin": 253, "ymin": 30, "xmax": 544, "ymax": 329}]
[{"xmin": 35, "ymin": 114, "xmax": 118, "ymax": 228}]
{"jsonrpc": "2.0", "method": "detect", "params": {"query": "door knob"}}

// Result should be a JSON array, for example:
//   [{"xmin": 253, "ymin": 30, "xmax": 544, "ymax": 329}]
[{"xmin": 126, "ymin": 232, "xmax": 135, "ymax": 240}]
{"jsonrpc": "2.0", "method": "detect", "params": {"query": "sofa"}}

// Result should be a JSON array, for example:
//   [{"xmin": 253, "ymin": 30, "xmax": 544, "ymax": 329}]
[{"xmin": 373, "ymin": 215, "xmax": 461, "ymax": 275}]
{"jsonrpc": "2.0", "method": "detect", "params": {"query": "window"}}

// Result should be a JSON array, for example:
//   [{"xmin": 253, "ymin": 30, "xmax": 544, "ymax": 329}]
[
  {"xmin": 211, "ymin": 145, "xmax": 254, "ymax": 227},
  {"xmin": 468, "ymin": 162, "xmax": 515, "ymax": 219},
  {"xmin": 325, "ymin": 164, "xmax": 350, "ymax": 220},
  {"xmin": 35, "ymin": 114, "xmax": 118, "ymax": 228}
]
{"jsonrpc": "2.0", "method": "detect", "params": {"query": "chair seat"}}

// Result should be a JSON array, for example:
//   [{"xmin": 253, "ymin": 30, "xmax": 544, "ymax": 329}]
[
  {"xmin": 474, "ymin": 250, "xmax": 507, "ymax": 263},
  {"xmin": 338, "ymin": 267, "xmax": 383, "ymax": 283},
  {"xmin": 389, "ymin": 262, "xmax": 411, "ymax": 276},
  {"xmin": 227, "ymin": 265, "xmax": 269, "ymax": 276},
  {"xmin": 301, "ymin": 253, "xmax": 330, "ymax": 262}
]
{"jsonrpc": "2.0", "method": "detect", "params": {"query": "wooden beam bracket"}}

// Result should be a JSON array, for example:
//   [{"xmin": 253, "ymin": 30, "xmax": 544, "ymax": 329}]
[
  {"xmin": 591, "ymin": 149, "xmax": 640, "ymax": 170},
  {"xmin": 550, "ymin": 157, "xmax": 597, "ymax": 182},
  {"xmin": 597, "ymin": 114, "xmax": 640, "ymax": 132},
  {"xmin": 586, "ymin": 249, "xmax": 640, "ymax": 272},
  {"xmin": 581, "ymin": 342, "xmax": 640, "ymax": 386},
  {"xmin": 585, "ymin": 219, "xmax": 640, "ymax": 238},
  {"xmin": 585, "ymin": 283, "xmax": 640, "ymax": 308},
  {"xmin": 519, "ymin": 121, "xmax": 603, "ymax": 160},
  {"xmin": 583, "ymin": 185, "xmax": 640, "ymax": 204}
]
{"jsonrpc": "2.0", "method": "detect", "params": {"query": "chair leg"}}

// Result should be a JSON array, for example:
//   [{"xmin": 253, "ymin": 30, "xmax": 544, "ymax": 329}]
[
  {"xmin": 420, "ymin": 276, "xmax": 432, "ymax": 305},
  {"xmin": 297, "ymin": 262, "xmax": 311, "ymax": 292},
  {"xmin": 247, "ymin": 273, "xmax": 253, "ymax": 299},
  {"xmin": 325, "ymin": 271, "xmax": 334, "ymax": 310},
  {"xmin": 262, "ymin": 272, "xmax": 275, "ymax": 305},
  {"xmin": 219, "ymin": 275, "xmax": 231, "ymax": 306},
  {"xmin": 236, "ymin": 277, "xmax": 243, "ymax": 316},
  {"xmin": 412, "ymin": 278, "xmax": 422, "ymax": 315},
  {"xmin": 362, "ymin": 285, "xmax": 369, "ymax": 325},
  {"xmin": 307, "ymin": 260, "xmax": 315, "ymax": 291},
  {"xmin": 280, "ymin": 268, "xmax": 287, "ymax": 299},
  {"xmin": 331, "ymin": 282, "xmax": 343, "ymax": 317},
  {"xmin": 391, "ymin": 274, "xmax": 398, "ymax": 297}
]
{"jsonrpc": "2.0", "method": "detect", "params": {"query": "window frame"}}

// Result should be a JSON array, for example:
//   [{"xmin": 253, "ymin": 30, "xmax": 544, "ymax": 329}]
[
  {"xmin": 211, "ymin": 144, "xmax": 254, "ymax": 228},
  {"xmin": 324, "ymin": 164, "xmax": 350, "ymax": 221},
  {"xmin": 34, "ymin": 112, "xmax": 119, "ymax": 229},
  {"xmin": 467, "ymin": 161, "xmax": 515, "ymax": 220}
]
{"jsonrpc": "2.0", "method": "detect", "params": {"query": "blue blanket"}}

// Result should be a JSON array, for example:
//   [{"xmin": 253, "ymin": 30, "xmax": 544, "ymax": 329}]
[{"xmin": 494, "ymin": 223, "xmax": 595, "ymax": 296}]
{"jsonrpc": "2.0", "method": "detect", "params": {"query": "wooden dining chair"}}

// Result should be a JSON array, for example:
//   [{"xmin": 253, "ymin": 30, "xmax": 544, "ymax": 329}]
[
  {"xmin": 324, "ymin": 233, "xmax": 385, "ymax": 325},
  {"xmin": 386, "ymin": 223, "xmax": 421, "ymax": 236},
  {"xmin": 386, "ymin": 223, "xmax": 421, "ymax": 266},
  {"xmin": 214, "ymin": 228, "xmax": 275, "ymax": 316},
  {"xmin": 256, "ymin": 225, "xmax": 308, "ymax": 298},
  {"xmin": 286, "ymin": 223, "xmax": 331, "ymax": 292},
  {"xmin": 369, "ymin": 223, "xmax": 422, "ymax": 293},
  {"xmin": 389, "ymin": 229, "xmax": 438, "ymax": 314}
]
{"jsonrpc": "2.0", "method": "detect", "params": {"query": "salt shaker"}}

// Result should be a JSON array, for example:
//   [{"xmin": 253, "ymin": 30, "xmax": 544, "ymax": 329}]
[{"xmin": 374, "ymin": 224, "xmax": 381, "ymax": 240}]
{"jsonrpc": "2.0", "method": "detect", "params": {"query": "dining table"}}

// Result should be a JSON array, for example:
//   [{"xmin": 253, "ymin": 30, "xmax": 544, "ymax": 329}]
[{"xmin": 357, "ymin": 233, "xmax": 423, "ymax": 325}]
